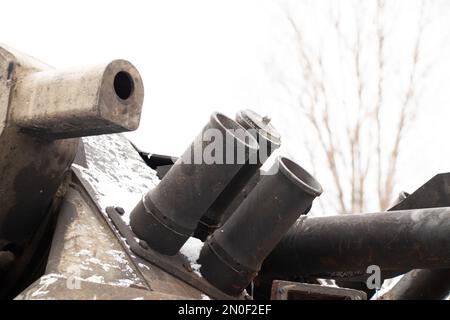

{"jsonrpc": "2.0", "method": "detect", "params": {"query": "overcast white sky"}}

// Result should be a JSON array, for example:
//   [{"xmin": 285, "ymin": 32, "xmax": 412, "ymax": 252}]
[
  {"xmin": 1, "ymin": 0, "xmax": 282, "ymax": 153},
  {"xmin": 2, "ymin": 0, "xmax": 450, "ymax": 213}
]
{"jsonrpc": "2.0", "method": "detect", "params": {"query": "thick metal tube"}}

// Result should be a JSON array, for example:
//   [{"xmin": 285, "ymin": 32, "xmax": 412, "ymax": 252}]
[
  {"xmin": 194, "ymin": 109, "xmax": 281, "ymax": 240},
  {"xmin": 198, "ymin": 157, "xmax": 322, "ymax": 295},
  {"xmin": 332, "ymin": 175, "xmax": 450, "ymax": 298},
  {"xmin": 130, "ymin": 112, "xmax": 259, "ymax": 255},
  {"xmin": 262, "ymin": 208, "xmax": 450, "ymax": 279},
  {"xmin": 10, "ymin": 60, "xmax": 144, "ymax": 139}
]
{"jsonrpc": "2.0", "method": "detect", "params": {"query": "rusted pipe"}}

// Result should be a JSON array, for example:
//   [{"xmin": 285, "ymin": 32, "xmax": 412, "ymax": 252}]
[
  {"xmin": 10, "ymin": 60, "xmax": 144, "ymax": 138},
  {"xmin": 262, "ymin": 207, "xmax": 450, "ymax": 279},
  {"xmin": 199, "ymin": 157, "xmax": 322, "ymax": 295}
]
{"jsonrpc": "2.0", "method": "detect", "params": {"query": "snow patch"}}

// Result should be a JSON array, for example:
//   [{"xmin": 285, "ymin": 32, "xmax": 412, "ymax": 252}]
[
  {"xmin": 138, "ymin": 263, "xmax": 151, "ymax": 271},
  {"xmin": 84, "ymin": 275, "xmax": 105, "ymax": 284},
  {"xmin": 371, "ymin": 274, "xmax": 404, "ymax": 300},
  {"xmin": 74, "ymin": 134, "xmax": 159, "ymax": 224},
  {"xmin": 317, "ymin": 279, "xmax": 339, "ymax": 288},
  {"xmin": 111, "ymin": 279, "xmax": 136, "ymax": 287},
  {"xmin": 180, "ymin": 237, "xmax": 204, "ymax": 276},
  {"xmin": 31, "ymin": 273, "xmax": 63, "ymax": 297}
]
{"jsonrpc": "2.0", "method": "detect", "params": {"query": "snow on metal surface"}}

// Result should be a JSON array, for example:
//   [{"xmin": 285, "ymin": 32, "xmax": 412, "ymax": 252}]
[
  {"xmin": 370, "ymin": 274, "xmax": 404, "ymax": 300},
  {"xmin": 84, "ymin": 275, "xmax": 105, "ymax": 284},
  {"xmin": 74, "ymin": 133, "xmax": 160, "ymax": 224},
  {"xmin": 138, "ymin": 262, "xmax": 151, "ymax": 271},
  {"xmin": 316, "ymin": 279, "xmax": 339, "ymax": 288},
  {"xmin": 30, "ymin": 273, "xmax": 64, "ymax": 298},
  {"xmin": 179, "ymin": 237, "xmax": 204, "ymax": 277},
  {"xmin": 59, "ymin": 205, "xmax": 145, "ymax": 288}
]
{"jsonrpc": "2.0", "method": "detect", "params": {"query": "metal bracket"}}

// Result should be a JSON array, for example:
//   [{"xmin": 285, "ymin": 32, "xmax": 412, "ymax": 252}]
[
  {"xmin": 106, "ymin": 206, "xmax": 243, "ymax": 300},
  {"xmin": 271, "ymin": 280, "xmax": 367, "ymax": 300}
]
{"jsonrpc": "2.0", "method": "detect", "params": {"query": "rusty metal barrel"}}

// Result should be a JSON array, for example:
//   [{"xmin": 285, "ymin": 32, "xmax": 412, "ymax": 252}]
[
  {"xmin": 199, "ymin": 157, "xmax": 322, "ymax": 295},
  {"xmin": 10, "ymin": 59, "xmax": 144, "ymax": 138},
  {"xmin": 262, "ymin": 207, "xmax": 450, "ymax": 279},
  {"xmin": 194, "ymin": 109, "xmax": 281, "ymax": 241},
  {"xmin": 130, "ymin": 112, "xmax": 259, "ymax": 255}
]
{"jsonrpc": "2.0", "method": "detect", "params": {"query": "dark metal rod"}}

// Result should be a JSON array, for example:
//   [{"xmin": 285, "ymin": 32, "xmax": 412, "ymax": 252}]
[{"xmin": 262, "ymin": 207, "xmax": 450, "ymax": 279}]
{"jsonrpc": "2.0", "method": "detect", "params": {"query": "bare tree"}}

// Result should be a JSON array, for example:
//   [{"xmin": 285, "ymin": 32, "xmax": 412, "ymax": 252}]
[{"xmin": 279, "ymin": 0, "xmax": 442, "ymax": 213}]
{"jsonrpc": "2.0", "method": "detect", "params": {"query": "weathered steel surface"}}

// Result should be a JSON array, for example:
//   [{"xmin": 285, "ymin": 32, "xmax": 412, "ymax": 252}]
[
  {"xmin": 45, "ymin": 186, "xmax": 148, "ymax": 289},
  {"xmin": 262, "ymin": 207, "xmax": 450, "ymax": 279},
  {"xmin": 15, "ymin": 275, "xmax": 185, "ymax": 300},
  {"xmin": 391, "ymin": 173, "xmax": 450, "ymax": 211},
  {"xmin": 0, "ymin": 44, "xmax": 144, "ymax": 259},
  {"xmin": 107, "ymin": 207, "xmax": 238, "ymax": 300},
  {"xmin": 9, "ymin": 57, "xmax": 143, "ymax": 138},
  {"xmin": 0, "ymin": 45, "xmax": 78, "ymax": 246},
  {"xmin": 271, "ymin": 280, "xmax": 367, "ymax": 300},
  {"xmin": 68, "ymin": 134, "xmax": 213, "ymax": 299},
  {"xmin": 199, "ymin": 157, "xmax": 322, "ymax": 296}
]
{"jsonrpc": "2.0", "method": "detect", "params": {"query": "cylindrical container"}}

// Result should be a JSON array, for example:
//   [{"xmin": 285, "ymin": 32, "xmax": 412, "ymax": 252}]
[
  {"xmin": 194, "ymin": 109, "xmax": 281, "ymax": 241},
  {"xmin": 198, "ymin": 157, "xmax": 322, "ymax": 295},
  {"xmin": 130, "ymin": 112, "xmax": 259, "ymax": 255}
]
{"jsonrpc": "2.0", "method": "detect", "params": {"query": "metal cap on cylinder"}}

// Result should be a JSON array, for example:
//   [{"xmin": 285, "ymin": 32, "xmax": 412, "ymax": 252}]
[
  {"xmin": 130, "ymin": 112, "xmax": 259, "ymax": 255},
  {"xmin": 198, "ymin": 156, "xmax": 322, "ymax": 295},
  {"xmin": 236, "ymin": 109, "xmax": 281, "ymax": 153},
  {"xmin": 194, "ymin": 109, "xmax": 282, "ymax": 241}
]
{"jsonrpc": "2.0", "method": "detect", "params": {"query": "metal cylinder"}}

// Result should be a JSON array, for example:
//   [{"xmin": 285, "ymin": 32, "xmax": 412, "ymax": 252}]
[
  {"xmin": 130, "ymin": 112, "xmax": 259, "ymax": 255},
  {"xmin": 262, "ymin": 207, "xmax": 450, "ymax": 279},
  {"xmin": 198, "ymin": 157, "xmax": 322, "ymax": 295},
  {"xmin": 10, "ymin": 60, "xmax": 144, "ymax": 139},
  {"xmin": 194, "ymin": 109, "xmax": 281, "ymax": 241}
]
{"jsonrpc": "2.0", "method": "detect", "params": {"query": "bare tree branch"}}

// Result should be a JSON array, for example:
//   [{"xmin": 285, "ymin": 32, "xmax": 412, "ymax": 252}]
[{"xmin": 278, "ymin": 0, "xmax": 440, "ymax": 214}]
